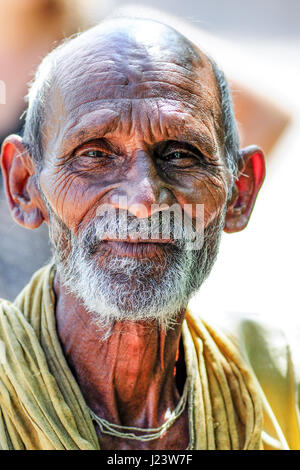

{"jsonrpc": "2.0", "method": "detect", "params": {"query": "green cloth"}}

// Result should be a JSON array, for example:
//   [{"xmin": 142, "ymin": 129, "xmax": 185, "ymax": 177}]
[{"xmin": 0, "ymin": 264, "xmax": 297, "ymax": 450}]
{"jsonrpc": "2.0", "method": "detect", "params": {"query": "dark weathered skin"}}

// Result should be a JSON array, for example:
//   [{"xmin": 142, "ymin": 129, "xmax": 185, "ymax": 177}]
[{"xmin": 0, "ymin": 19, "xmax": 265, "ymax": 449}]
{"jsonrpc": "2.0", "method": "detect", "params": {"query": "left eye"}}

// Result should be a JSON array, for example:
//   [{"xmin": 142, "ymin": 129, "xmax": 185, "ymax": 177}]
[
  {"xmin": 168, "ymin": 151, "xmax": 183, "ymax": 160},
  {"xmin": 165, "ymin": 151, "xmax": 195, "ymax": 160},
  {"xmin": 162, "ymin": 151, "xmax": 197, "ymax": 166}
]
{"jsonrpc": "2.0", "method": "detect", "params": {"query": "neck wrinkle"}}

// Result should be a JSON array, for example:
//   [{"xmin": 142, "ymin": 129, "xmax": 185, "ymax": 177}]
[{"xmin": 54, "ymin": 271, "xmax": 187, "ymax": 431}]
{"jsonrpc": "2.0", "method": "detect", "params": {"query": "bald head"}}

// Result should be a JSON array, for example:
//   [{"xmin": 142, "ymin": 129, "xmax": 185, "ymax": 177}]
[
  {"xmin": 23, "ymin": 17, "xmax": 239, "ymax": 177},
  {"xmin": 59, "ymin": 17, "xmax": 203, "ymax": 72},
  {"xmin": 51, "ymin": 17, "xmax": 204, "ymax": 85}
]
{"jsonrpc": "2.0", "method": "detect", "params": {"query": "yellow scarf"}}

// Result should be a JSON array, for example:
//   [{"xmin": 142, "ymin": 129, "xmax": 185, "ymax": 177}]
[{"xmin": 0, "ymin": 264, "xmax": 263, "ymax": 450}]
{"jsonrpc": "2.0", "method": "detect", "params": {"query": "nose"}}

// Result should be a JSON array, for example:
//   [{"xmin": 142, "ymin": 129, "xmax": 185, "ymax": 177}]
[{"xmin": 107, "ymin": 152, "xmax": 174, "ymax": 218}]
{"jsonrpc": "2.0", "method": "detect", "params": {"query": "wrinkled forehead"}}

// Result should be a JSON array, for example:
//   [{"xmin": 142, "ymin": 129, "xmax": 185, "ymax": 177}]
[{"xmin": 45, "ymin": 21, "xmax": 221, "ymax": 141}]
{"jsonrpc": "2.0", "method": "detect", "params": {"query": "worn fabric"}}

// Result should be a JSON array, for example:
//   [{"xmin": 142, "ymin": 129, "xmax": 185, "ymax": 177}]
[{"xmin": 0, "ymin": 264, "xmax": 298, "ymax": 450}]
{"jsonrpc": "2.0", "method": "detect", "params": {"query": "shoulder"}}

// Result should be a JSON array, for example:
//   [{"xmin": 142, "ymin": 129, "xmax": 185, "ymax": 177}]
[
  {"xmin": 0, "ymin": 299, "xmax": 24, "ymax": 368},
  {"xmin": 0, "ymin": 263, "xmax": 55, "ymax": 373}
]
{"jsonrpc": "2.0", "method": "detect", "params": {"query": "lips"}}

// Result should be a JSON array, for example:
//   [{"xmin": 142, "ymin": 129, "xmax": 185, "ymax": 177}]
[
  {"xmin": 99, "ymin": 239, "xmax": 174, "ymax": 258},
  {"xmin": 101, "ymin": 236, "xmax": 174, "ymax": 244}
]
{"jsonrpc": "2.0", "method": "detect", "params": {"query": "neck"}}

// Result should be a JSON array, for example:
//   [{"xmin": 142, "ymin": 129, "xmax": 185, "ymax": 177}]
[{"xmin": 54, "ymin": 272, "xmax": 189, "ymax": 449}]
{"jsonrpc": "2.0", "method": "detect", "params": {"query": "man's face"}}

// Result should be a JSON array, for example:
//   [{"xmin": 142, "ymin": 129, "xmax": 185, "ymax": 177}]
[{"xmin": 38, "ymin": 23, "xmax": 232, "ymax": 329}]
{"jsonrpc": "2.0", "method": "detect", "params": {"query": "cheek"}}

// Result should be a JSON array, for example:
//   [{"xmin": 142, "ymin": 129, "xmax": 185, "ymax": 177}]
[
  {"xmin": 174, "ymin": 173, "xmax": 228, "ymax": 227},
  {"xmin": 39, "ymin": 167, "xmax": 117, "ymax": 233}
]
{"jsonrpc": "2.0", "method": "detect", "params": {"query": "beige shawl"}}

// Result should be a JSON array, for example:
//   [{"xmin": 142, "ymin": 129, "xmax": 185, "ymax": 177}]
[{"xmin": 0, "ymin": 264, "xmax": 263, "ymax": 450}]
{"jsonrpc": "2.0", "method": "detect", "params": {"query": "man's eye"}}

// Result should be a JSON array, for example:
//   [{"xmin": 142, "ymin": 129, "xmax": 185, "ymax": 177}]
[
  {"xmin": 162, "ymin": 151, "xmax": 198, "ymax": 167},
  {"xmin": 166, "ymin": 151, "xmax": 184, "ymax": 160},
  {"xmin": 84, "ymin": 150, "xmax": 106, "ymax": 158}
]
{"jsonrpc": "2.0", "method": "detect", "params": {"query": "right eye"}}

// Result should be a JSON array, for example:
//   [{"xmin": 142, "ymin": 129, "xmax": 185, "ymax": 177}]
[{"xmin": 80, "ymin": 150, "xmax": 107, "ymax": 159}]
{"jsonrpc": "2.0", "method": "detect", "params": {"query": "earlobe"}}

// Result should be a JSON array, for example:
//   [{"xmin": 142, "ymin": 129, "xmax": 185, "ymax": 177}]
[
  {"xmin": 1, "ymin": 135, "xmax": 47, "ymax": 229},
  {"xmin": 224, "ymin": 145, "xmax": 265, "ymax": 233}
]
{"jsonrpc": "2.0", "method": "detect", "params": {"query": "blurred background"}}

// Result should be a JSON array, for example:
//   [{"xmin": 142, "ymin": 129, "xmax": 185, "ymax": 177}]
[{"xmin": 0, "ymin": 1, "xmax": 299, "ymax": 335}]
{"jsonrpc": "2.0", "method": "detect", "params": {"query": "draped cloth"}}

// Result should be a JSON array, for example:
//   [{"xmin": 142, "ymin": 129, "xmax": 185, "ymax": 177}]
[{"xmin": 0, "ymin": 264, "xmax": 265, "ymax": 449}]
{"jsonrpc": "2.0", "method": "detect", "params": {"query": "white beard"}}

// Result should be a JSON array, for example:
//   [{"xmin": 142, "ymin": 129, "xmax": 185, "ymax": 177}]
[{"xmin": 48, "ymin": 210, "xmax": 224, "ymax": 334}]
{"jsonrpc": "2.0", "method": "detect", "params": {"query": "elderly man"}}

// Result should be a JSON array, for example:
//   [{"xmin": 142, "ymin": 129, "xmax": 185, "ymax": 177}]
[{"xmin": 0, "ymin": 18, "xmax": 298, "ymax": 451}]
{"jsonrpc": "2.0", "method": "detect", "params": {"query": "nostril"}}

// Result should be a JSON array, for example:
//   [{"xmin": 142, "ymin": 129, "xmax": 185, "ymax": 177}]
[{"xmin": 127, "ymin": 203, "xmax": 149, "ymax": 219}]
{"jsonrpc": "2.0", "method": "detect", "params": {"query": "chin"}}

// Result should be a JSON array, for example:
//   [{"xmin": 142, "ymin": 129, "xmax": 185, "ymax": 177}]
[{"xmin": 58, "ymin": 244, "xmax": 191, "ymax": 331}]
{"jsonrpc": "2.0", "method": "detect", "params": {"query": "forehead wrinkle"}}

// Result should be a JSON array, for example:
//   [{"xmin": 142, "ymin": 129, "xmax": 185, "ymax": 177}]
[
  {"xmin": 54, "ymin": 40, "xmax": 204, "ymax": 100},
  {"xmin": 53, "ymin": 40, "xmax": 199, "ymax": 103},
  {"xmin": 57, "ymin": 78, "xmax": 217, "ymax": 127},
  {"xmin": 62, "ymin": 59, "xmax": 210, "ymax": 110},
  {"xmin": 49, "ymin": 22, "xmax": 209, "ymax": 109},
  {"xmin": 45, "ymin": 40, "xmax": 217, "ymax": 133},
  {"xmin": 63, "ymin": 109, "xmax": 120, "ymax": 143}
]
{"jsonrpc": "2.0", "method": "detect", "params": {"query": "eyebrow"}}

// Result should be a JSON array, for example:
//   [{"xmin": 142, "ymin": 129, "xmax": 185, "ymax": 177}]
[
  {"xmin": 171, "ymin": 126, "xmax": 217, "ymax": 157},
  {"xmin": 147, "ymin": 113, "xmax": 218, "ymax": 158},
  {"xmin": 61, "ymin": 112, "xmax": 119, "ymax": 152}
]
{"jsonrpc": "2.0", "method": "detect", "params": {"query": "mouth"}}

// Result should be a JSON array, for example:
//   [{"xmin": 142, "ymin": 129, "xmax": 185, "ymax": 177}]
[{"xmin": 95, "ymin": 238, "xmax": 175, "ymax": 259}]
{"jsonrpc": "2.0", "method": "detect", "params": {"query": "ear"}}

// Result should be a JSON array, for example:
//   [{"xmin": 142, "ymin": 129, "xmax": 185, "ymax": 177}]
[
  {"xmin": 224, "ymin": 145, "xmax": 265, "ymax": 233},
  {"xmin": 1, "ymin": 134, "xmax": 49, "ymax": 229}
]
